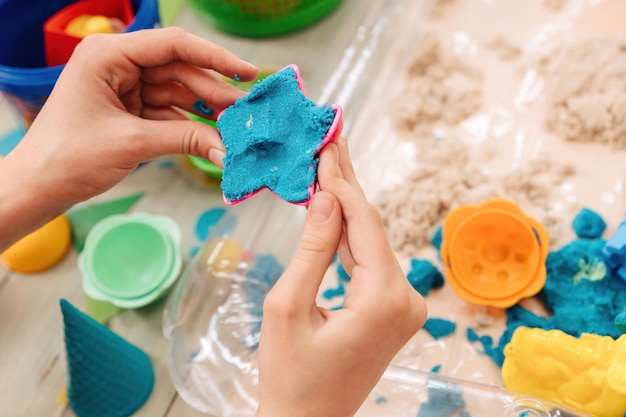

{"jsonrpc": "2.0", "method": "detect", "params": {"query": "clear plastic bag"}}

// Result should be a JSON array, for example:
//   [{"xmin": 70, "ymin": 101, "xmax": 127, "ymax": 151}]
[
  {"xmin": 162, "ymin": 189, "xmax": 593, "ymax": 417},
  {"xmin": 162, "ymin": 190, "xmax": 305, "ymax": 415}
]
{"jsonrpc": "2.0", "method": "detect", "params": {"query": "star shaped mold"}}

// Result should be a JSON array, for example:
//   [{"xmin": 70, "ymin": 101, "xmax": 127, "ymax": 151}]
[{"xmin": 217, "ymin": 64, "xmax": 343, "ymax": 205}]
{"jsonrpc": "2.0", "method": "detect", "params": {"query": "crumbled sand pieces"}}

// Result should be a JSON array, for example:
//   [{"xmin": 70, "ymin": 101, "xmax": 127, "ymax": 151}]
[
  {"xmin": 544, "ymin": 36, "xmax": 626, "ymax": 149},
  {"xmin": 391, "ymin": 31, "xmax": 483, "ymax": 138}
]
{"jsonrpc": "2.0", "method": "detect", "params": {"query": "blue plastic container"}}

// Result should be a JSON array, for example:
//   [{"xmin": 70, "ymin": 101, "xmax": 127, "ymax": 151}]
[{"xmin": 0, "ymin": 0, "xmax": 160, "ymax": 128}]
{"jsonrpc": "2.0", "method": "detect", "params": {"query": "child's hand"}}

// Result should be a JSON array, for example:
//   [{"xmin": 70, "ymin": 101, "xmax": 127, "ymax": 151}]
[
  {"xmin": 256, "ymin": 137, "xmax": 427, "ymax": 417},
  {"xmin": 0, "ymin": 27, "xmax": 257, "ymax": 247}
]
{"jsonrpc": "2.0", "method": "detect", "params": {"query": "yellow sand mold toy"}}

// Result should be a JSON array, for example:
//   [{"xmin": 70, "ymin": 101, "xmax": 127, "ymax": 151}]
[{"xmin": 503, "ymin": 326, "xmax": 626, "ymax": 417}]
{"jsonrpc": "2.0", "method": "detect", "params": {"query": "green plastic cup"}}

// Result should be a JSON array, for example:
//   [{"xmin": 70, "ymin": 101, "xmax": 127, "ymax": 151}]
[{"xmin": 88, "ymin": 220, "xmax": 174, "ymax": 298}]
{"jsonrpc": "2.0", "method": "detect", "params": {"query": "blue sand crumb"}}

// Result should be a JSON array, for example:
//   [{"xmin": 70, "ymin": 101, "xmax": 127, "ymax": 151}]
[
  {"xmin": 158, "ymin": 160, "xmax": 174, "ymax": 170},
  {"xmin": 466, "ymin": 328, "xmax": 479, "ymax": 342},
  {"xmin": 407, "ymin": 258, "xmax": 444, "ymax": 296},
  {"xmin": 375, "ymin": 396, "xmax": 388, "ymax": 405},
  {"xmin": 188, "ymin": 245, "xmax": 200, "ymax": 258},
  {"xmin": 469, "ymin": 229, "xmax": 626, "ymax": 367},
  {"xmin": 218, "ymin": 66, "xmax": 337, "ymax": 203},
  {"xmin": 192, "ymin": 99, "xmax": 214, "ymax": 117},
  {"xmin": 431, "ymin": 364, "xmax": 442, "ymax": 373},
  {"xmin": 195, "ymin": 207, "xmax": 227, "ymax": 242},
  {"xmin": 417, "ymin": 380, "xmax": 466, "ymax": 417},
  {"xmin": 337, "ymin": 263, "xmax": 351, "ymax": 282},
  {"xmin": 233, "ymin": 73, "xmax": 241, "ymax": 81},
  {"xmin": 432, "ymin": 225, "xmax": 443, "ymax": 251},
  {"xmin": 323, "ymin": 284, "xmax": 345, "ymax": 300},
  {"xmin": 321, "ymin": 263, "xmax": 350, "ymax": 301},
  {"xmin": 424, "ymin": 318, "xmax": 456, "ymax": 340},
  {"xmin": 572, "ymin": 208, "xmax": 606, "ymax": 239}
]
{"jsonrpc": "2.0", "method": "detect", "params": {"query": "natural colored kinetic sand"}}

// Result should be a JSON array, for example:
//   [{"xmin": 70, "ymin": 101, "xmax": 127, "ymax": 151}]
[
  {"xmin": 542, "ymin": 0, "xmax": 568, "ymax": 12},
  {"xmin": 375, "ymin": 138, "xmax": 575, "ymax": 255},
  {"xmin": 544, "ymin": 36, "xmax": 626, "ymax": 149},
  {"xmin": 218, "ymin": 66, "xmax": 338, "ymax": 204},
  {"xmin": 484, "ymin": 36, "xmax": 522, "ymax": 61},
  {"xmin": 390, "ymin": 31, "xmax": 483, "ymax": 139}
]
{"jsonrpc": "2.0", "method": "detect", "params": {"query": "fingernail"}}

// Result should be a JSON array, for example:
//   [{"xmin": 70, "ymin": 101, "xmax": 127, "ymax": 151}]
[
  {"xmin": 310, "ymin": 193, "xmax": 335, "ymax": 223},
  {"xmin": 208, "ymin": 148, "xmax": 225, "ymax": 166},
  {"xmin": 244, "ymin": 60, "xmax": 258, "ymax": 70}
]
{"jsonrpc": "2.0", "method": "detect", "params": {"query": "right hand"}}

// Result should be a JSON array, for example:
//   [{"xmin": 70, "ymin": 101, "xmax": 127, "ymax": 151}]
[{"xmin": 256, "ymin": 137, "xmax": 427, "ymax": 417}]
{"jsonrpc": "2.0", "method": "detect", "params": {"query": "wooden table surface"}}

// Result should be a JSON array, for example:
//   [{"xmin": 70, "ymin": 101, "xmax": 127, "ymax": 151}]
[{"xmin": 0, "ymin": 1, "xmax": 434, "ymax": 416}]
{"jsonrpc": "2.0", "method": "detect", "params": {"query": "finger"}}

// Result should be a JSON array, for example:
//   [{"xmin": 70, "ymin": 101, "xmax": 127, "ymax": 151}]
[
  {"xmin": 114, "ymin": 27, "xmax": 258, "ymax": 79},
  {"xmin": 141, "ymin": 82, "xmax": 226, "ymax": 120},
  {"xmin": 316, "ymin": 144, "xmax": 356, "ymax": 273},
  {"xmin": 141, "ymin": 61, "xmax": 248, "ymax": 109},
  {"xmin": 336, "ymin": 136, "xmax": 365, "ymax": 196},
  {"xmin": 141, "ymin": 82, "xmax": 197, "ymax": 113},
  {"xmin": 318, "ymin": 143, "xmax": 395, "ymax": 272},
  {"xmin": 140, "ymin": 105, "xmax": 189, "ymax": 121},
  {"xmin": 272, "ymin": 191, "xmax": 342, "ymax": 309},
  {"xmin": 132, "ymin": 118, "xmax": 226, "ymax": 166}
]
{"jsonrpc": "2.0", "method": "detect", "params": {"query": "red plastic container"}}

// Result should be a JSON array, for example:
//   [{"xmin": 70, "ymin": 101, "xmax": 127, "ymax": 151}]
[{"xmin": 44, "ymin": 0, "xmax": 134, "ymax": 67}]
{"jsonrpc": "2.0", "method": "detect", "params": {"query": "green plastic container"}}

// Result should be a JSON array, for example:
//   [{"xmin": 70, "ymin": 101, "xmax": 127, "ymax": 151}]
[{"xmin": 187, "ymin": 0, "xmax": 342, "ymax": 37}]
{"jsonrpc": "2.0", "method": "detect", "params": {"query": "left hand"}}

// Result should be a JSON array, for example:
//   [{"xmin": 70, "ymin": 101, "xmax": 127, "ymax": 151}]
[{"xmin": 0, "ymin": 27, "xmax": 257, "ymax": 248}]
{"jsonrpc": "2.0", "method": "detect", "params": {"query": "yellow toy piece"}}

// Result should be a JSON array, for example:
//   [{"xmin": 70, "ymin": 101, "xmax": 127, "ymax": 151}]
[
  {"xmin": 503, "ymin": 326, "xmax": 626, "ymax": 417},
  {"xmin": 0, "ymin": 215, "xmax": 72, "ymax": 273},
  {"xmin": 198, "ymin": 237, "xmax": 244, "ymax": 275},
  {"xmin": 65, "ymin": 15, "xmax": 117, "ymax": 38},
  {"xmin": 441, "ymin": 198, "xmax": 550, "ymax": 308}
]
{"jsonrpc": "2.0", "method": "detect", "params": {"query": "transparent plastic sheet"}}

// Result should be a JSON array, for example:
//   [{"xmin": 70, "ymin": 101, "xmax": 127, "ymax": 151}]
[
  {"xmin": 347, "ymin": 0, "xmax": 626, "ymax": 388},
  {"xmin": 162, "ymin": 189, "xmax": 593, "ymax": 417},
  {"xmin": 163, "ymin": 190, "xmax": 306, "ymax": 416},
  {"xmin": 163, "ymin": 0, "xmax": 626, "ymax": 416}
]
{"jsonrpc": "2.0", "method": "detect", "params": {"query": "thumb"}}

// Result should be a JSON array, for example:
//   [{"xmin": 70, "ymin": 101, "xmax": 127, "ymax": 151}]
[
  {"xmin": 273, "ymin": 191, "xmax": 343, "ymax": 306},
  {"xmin": 137, "ymin": 119, "xmax": 226, "ymax": 166}
]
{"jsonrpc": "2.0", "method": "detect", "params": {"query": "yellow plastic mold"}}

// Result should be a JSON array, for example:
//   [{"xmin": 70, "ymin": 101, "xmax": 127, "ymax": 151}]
[{"xmin": 503, "ymin": 326, "xmax": 626, "ymax": 417}]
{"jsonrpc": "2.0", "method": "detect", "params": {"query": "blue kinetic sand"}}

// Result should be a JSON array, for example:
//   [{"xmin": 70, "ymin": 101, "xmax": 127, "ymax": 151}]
[
  {"xmin": 572, "ymin": 207, "xmax": 606, "ymax": 239},
  {"xmin": 218, "ymin": 65, "xmax": 342, "ymax": 205},
  {"xmin": 423, "ymin": 318, "xmax": 457, "ymax": 340},
  {"xmin": 407, "ymin": 258, "xmax": 444, "ymax": 296},
  {"xmin": 61, "ymin": 299, "xmax": 154, "ymax": 417}
]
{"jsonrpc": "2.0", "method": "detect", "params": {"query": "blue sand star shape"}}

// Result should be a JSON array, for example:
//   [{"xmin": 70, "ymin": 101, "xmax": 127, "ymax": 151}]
[{"xmin": 217, "ymin": 66, "xmax": 338, "ymax": 204}]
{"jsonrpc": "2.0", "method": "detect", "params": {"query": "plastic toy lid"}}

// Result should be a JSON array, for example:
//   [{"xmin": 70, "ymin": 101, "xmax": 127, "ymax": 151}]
[
  {"xmin": 82, "ymin": 214, "xmax": 177, "ymax": 299},
  {"xmin": 442, "ymin": 199, "xmax": 549, "ymax": 308}
]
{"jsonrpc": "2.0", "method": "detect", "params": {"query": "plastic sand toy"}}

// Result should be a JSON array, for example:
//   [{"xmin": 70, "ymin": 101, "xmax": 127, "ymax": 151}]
[
  {"xmin": 503, "ymin": 326, "xmax": 626, "ymax": 417},
  {"xmin": 0, "ymin": 214, "xmax": 71, "ymax": 273},
  {"xmin": 61, "ymin": 299, "xmax": 154, "ymax": 417},
  {"xmin": 217, "ymin": 64, "xmax": 343, "ymax": 205},
  {"xmin": 79, "ymin": 213, "xmax": 182, "ymax": 309},
  {"xmin": 441, "ymin": 198, "xmax": 550, "ymax": 308},
  {"xmin": 43, "ymin": 0, "xmax": 134, "ymax": 66}
]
